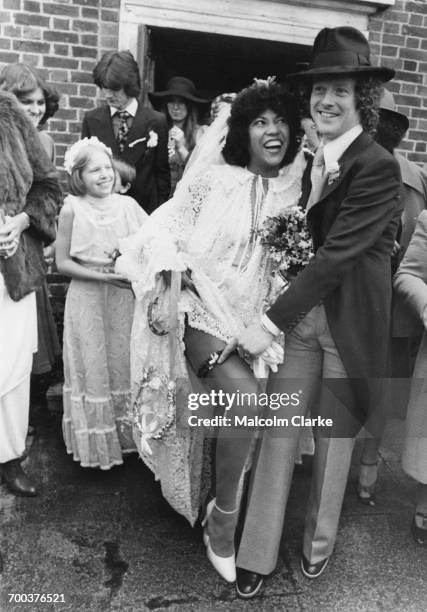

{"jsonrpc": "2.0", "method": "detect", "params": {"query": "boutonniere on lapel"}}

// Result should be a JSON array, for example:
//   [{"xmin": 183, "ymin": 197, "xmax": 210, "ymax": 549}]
[
  {"xmin": 128, "ymin": 130, "xmax": 158, "ymax": 149},
  {"xmin": 327, "ymin": 161, "xmax": 340, "ymax": 185}
]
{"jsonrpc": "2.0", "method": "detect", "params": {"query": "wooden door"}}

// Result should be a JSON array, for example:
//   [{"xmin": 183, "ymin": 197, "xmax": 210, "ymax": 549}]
[{"xmin": 137, "ymin": 25, "xmax": 155, "ymax": 105}]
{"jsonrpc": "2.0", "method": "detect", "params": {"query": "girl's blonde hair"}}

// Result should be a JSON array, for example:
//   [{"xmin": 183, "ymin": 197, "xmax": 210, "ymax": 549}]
[{"xmin": 68, "ymin": 143, "xmax": 113, "ymax": 196}]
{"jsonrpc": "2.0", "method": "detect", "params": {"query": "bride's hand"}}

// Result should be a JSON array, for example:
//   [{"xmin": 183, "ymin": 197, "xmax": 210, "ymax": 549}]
[{"xmin": 219, "ymin": 323, "xmax": 273, "ymax": 364}]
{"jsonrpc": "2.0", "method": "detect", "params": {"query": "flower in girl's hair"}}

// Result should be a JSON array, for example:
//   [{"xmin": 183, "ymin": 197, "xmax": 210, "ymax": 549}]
[
  {"xmin": 63, "ymin": 137, "xmax": 112, "ymax": 175},
  {"xmin": 256, "ymin": 206, "xmax": 314, "ymax": 281}
]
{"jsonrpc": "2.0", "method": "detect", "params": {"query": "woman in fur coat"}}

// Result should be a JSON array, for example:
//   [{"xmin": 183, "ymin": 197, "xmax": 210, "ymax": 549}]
[
  {"xmin": 0, "ymin": 91, "xmax": 62, "ymax": 496},
  {"xmin": 0, "ymin": 63, "xmax": 62, "ymax": 388}
]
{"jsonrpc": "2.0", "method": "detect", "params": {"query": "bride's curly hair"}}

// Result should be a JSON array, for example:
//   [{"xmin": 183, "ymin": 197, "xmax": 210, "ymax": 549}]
[{"xmin": 222, "ymin": 81, "xmax": 303, "ymax": 168}]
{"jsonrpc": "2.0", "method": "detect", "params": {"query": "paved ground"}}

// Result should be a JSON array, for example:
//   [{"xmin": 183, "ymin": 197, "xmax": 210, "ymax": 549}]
[{"xmin": 0, "ymin": 398, "xmax": 426, "ymax": 612}]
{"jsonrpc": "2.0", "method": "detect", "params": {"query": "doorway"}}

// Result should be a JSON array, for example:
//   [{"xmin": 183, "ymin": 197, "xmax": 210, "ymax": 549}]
[{"xmin": 148, "ymin": 26, "xmax": 311, "ymax": 101}]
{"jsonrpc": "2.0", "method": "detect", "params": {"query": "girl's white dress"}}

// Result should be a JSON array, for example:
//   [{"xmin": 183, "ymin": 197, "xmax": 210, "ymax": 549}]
[
  {"xmin": 62, "ymin": 193, "xmax": 147, "ymax": 470},
  {"xmin": 118, "ymin": 154, "xmax": 306, "ymax": 522}
]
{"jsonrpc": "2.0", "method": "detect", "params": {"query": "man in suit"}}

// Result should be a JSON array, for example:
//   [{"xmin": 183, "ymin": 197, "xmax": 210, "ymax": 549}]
[
  {"xmin": 357, "ymin": 91, "xmax": 427, "ymax": 500},
  {"xmin": 81, "ymin": 50, "xmax": 170, "ymax": 214},
  {"xmin": 220, "ymin": 27, "xmax": 402, "ymax": 597}
]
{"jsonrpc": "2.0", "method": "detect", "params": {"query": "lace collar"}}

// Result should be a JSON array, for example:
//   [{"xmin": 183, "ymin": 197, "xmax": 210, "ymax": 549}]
[{"xmin": 216, "ymin": 152, "xmax": 304, "ymax": 194}]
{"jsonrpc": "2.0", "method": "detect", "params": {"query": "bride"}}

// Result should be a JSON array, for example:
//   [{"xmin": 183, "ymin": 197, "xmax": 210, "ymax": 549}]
[{"xmin": 117, "ymin": 78, "xmax": 305, "ymax": 582}]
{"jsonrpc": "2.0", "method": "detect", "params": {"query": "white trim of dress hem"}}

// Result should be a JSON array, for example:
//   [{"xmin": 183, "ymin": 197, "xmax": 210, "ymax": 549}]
[
  {"xmin": 63, "ymin": 422, "xmax": 118, "ymax": 435},
  {"xmin": 65, "ymin": 450, "xmax": 124, "ymax": 470}
]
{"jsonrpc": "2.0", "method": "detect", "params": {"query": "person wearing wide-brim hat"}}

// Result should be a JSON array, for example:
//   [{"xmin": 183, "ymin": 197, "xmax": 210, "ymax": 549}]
[
  {"xmin": 149, "ymin": 77, "xmax": 211, "ymax": 195},
  {"xmin": 289, "ymin": 25, "xmax": 394, "ymax": 82},
  {"xmin": 356, "ymin": 89, "xmax": 425, "ymax": 509},
  {"xmin": 222, "ymin": 26, "xmax": 403, "ymax": 597},
  {"xmin": 148, "ymin": 76, "xmax": 211, "ymax": 106},
  {"xmin": 377, "ymin": 89, "xmax": 427, "ymax": 548}
]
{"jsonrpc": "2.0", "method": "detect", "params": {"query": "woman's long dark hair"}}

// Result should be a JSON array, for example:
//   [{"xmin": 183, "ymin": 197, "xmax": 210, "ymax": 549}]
[
  {"xmin": 162, "ymin": 98, "xmax": 199, "ymax": 151},
  {"xmin": 222, "ymin": 81, "xmax": 302, "ymax": 168}
]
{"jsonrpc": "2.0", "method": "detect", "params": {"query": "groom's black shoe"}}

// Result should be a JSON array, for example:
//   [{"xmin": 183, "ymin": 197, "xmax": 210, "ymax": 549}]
[
  {"xmin": 236, "ymin": 568, "xmax": 264, "ymax": 599},
  {"xmin": 301, "ymin": 554, "xmax": 329, "ymax": 579}
]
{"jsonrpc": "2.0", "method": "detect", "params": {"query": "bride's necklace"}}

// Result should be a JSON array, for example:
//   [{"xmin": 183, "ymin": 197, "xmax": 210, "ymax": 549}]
[
  {"xmin": 251, "ymin": 175, "xmax": 269, "ymax": 230},
  {"xmin": 244, "ymin": 175, "xmax": 269, "ymax": 259},
  {"xmin": 230, "ymin": 175, "xmax": 269, "ymax": 275}
]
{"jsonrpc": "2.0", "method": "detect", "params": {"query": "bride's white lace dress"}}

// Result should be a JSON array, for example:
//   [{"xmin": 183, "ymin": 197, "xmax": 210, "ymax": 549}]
[{"xmin": 117, "ymin": 153, "xmax": 305, "ymax": 524}]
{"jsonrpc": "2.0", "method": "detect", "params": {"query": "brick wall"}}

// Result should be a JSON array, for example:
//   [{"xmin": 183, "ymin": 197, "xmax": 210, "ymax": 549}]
[
  {"xmin": 369, "ymin": 0, "xmax": 427, "ymax": 165},
  {"xmin": 0, "ymin": 0, "xmax": 426, "ymax": 171},
  {"xmin": 0, "ymin": 0, "xmax": 121, "ymax": 172}
]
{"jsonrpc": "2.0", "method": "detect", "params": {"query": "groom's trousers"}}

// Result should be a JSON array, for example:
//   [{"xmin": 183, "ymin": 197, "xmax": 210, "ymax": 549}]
[{"xmin": 236, "ymin": 304, "xmax": 357, "ymax": 574}]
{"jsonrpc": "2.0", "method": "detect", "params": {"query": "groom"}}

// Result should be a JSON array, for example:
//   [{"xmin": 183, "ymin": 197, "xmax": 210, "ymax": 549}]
[{"xmin": 220, "ymin": 26, "xmax": 402, "ymax": 597}]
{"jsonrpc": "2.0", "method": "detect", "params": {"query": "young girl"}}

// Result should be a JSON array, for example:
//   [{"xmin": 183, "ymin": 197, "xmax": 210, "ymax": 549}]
[{"xmin": 56, "ymin": 137, "xmax": 147, "ymax": 469}]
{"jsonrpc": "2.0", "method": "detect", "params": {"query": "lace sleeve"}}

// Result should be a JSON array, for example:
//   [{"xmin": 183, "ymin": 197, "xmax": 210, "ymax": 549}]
[
  {"xmin": 181, "ymin": 170, "xmax": 213, "ymax": 234},
  {"xmin": 116, "ymin": 168, "xmax": 214, "ymax": 299}
]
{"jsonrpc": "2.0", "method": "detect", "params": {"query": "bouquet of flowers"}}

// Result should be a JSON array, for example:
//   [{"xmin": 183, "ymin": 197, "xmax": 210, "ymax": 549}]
[{"xmin": 257, "ymin": 206, "xmax": 314, "ymax": 282}]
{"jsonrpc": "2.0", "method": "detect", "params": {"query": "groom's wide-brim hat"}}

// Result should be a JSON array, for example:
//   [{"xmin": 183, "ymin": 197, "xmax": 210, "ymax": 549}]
[{"xmin": 289, "ymin": 26, "xmax": 395, "ymax": 82}]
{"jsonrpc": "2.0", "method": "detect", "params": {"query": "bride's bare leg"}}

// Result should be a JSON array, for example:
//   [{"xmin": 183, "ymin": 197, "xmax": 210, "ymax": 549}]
[{"xmin": 184, "ymin": 326, "xmax": 260, "ymax": 556}]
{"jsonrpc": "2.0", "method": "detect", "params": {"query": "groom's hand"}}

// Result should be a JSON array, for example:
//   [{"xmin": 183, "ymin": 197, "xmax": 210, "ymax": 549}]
[{"xmin": 218, "ymin": 323, "xmax": 273, "ymax": 364}]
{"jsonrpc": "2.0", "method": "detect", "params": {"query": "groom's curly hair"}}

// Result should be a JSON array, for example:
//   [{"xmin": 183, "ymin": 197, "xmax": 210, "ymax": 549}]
[
  {"xmin": 354, "ymin": 77, "xmax": 384, "ymax": 136},
  {"xmin": 222, "ymin": 82, "xmax": 303, "ymax": 168}
]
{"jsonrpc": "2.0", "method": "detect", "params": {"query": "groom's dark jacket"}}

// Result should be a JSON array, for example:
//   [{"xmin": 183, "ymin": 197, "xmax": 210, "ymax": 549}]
[
  {"xmin": 81, "ymin": 102, "xmax": 170, "ymax": 214},
  {"xmin": 267, "ymin": 131, "xmax": 402, "ymax": 389}
]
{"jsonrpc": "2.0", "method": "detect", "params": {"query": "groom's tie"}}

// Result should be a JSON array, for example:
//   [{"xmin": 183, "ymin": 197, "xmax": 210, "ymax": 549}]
[{"xmin": 306, "ymin": 144, "xmax": 325, "ymax": 213}]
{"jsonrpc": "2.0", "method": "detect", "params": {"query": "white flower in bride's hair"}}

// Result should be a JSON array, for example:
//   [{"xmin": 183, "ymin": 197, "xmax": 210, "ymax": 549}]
[
  {"xmin": 252, "ymin": 76, "xmax": 277, "ymax": 89},
  {"xmin": 63, "ymin": 137, "xmax": 112, "ymax": 175},
  {"xmin": 327, "ymin": 161, "xmax": 340, "ymax": 185},
  {"xmin": 147, "ymin": 130, "xmax": 158, "ymax": 148}
]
